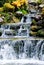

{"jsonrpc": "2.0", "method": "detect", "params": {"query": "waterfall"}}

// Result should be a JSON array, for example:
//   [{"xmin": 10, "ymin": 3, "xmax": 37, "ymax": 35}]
[
  {"xmin": 0, "ymin": 14, "xmax": 44, "ymax": 65},
  {"xmin": 0, "ymin": 39, "xmax": 44, "ymax": 61},
  {"xmin": 0, "ymin": 14, "xmax": 32, "ymax": 38},
  {"xmin": 40, "ymin": 42, "xmax": 44, "ymax": 60},
  {"xmin": 0, "ymin": 43, "xmax": 16, "ymax": 59}
]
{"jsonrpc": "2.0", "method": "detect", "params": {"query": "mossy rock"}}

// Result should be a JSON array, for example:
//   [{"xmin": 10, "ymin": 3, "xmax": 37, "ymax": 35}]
[
  {"xmin": 37, "ymin": 30, "xmax": 44, "ymax": 37},
  {"xmin": 30, "ymin": 25, "xmax": 42, "ymax": 31},
  {"xmin": 12, "ymin": 16, "xmax": 20, "ymax": 23},
  {"xmin": 5, "ymin": 30, "xmax": 17, "ymax": 36},
  {"xmin": 37, "ymin": 0, "xmax": 42, "ymax": 3},
  {"xmin": 41, "ymin": 8, "xmax": 44, "ymax": 16},
  {"xmin": 3, "ymin": 3, "xmax": 15, "ymax": 12},
  {"xmin": 31, "ymin": 19, "xmax": 37, "ymax": 25},
  {"xmin": 0, "ymin": 7, "xmax": 3, "ymax": 12},
  {"xmin": 29, "ymin": 31, "xmax": 37, "ymax": 36}
]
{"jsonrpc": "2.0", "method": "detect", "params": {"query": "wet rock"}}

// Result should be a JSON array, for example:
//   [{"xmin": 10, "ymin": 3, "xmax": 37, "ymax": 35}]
[
  {"xmin": 10, "ymin": 25, "xmax": 20, "ymax": 30},
  {"xmin": 0, "ymin": 30, "xmax": 3, "ymax": 36},
  {"xmin": 30, "ymin": 9, "xmax": 36, "ymax": 14},
  {"xmin": 0, "ymin": 32, "xmax": 2, "ymax": 36},
  {"xmin": 15, "ymin": 11, "xmax": 23, "ymax": 19},
  {"xmin": 21, "ymin": 16, "xmax": 27, "ymax": 23},
  {"xmin": 19, "ymin": 29, "xmax": 27, "ymax": 36},
  {"xmin": 23, "ymin": 16, "xmax": 27, "ymax": 23},
  {"xmin": 1, "ymin": 25, "xmax": 9, "ymax": 29},
  {"xmin": 5, "ymin": 30, "xmax": 17, "ymax": 36}
]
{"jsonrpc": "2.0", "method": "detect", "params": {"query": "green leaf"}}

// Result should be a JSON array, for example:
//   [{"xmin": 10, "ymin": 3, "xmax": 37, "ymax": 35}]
[{"xmin": 22, "ymin": 10, "xmax": 28, "ymax": 14}]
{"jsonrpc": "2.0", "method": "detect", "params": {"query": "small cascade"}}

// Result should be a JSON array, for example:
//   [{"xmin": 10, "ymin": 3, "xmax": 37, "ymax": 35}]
[
  {"xmin": 0, "ymin": 14, "xmax": 32, "ymax": 38},
  {"xmin": 0, "ymin": 40, "xmax": 16, "ymax": 59},
  {"xmin": 40, "ymin": 41, "xmax": 44, "ymax": 60},
  {"xmin": 0, "ymin": 40, "xmax": 44, "ymax": 60}
]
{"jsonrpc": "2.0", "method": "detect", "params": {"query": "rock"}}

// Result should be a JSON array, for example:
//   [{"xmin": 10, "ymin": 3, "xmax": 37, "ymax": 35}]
[
  {"xmin": 29, "ymin": 31, "xmax": 37, "ymax": 36},
  {"xmin": 30, "ymin": 9, "xmax": 36, "ymax": 13},
  {"xmin": 29, "ymin": 2, "xmax": 37, "ymax": 6},
  {"xmin": 12, "ymin": 16, "xmax": 20, "ymax": 23},
  {"xmin": 39, "ymin": 4, "xmax": 44, "ymax": 8},
  {"xmin": 23, "ymin": 16, "xmax": 27, "ymax": 23},
  {"xmin": 37, "ymin": 29, "xmax": 44, "ymax": 37},
  {"xmin": 31, "ymin": 14, "xmax": 41, "ymax": 22},
  {"xmin": 2, "ymin": 16, "xmax": 4, "ymax": 19},
  {"xmin": 15, "ymin": 11, "xmax": 23, "ymax": 19},
  {"xmin": 0, "ymin": 7, "xmax": 3, "ymax": 12},
  {"xmin": 0, "ymin": 32, "xmax": 2, "ymax": 36},
  {"xmin": 10, "ymin": 25, "xmax": 20, "ymax": 30},
  {"xmin": 16, "ymin": 11, "xmax": 22, "ymax": 14},
  {"xmin": 3, "ymin": 3, "xmax": 15, "ymax": 11},
  {"xmin": 29, "ymin": 0, "xmax": 42, "ymax": 4},
  {"xmin": 37, "ymin": 19, "xmax": 44, "ymax": 27},
  {"xmin": 19, "ymin": 29, "xmax": 27, "ymax": 36},
  {"xmin": 0, "ymin": 18, "xmax": 3, "ymax": 23},
  {"xmin": 5, "ymin": 30, "xmax": 17, "ymax": 36},
  {"xmin": 30, "ymin": 25, "xmax": 42, "ymax": 31},
  {"xmin": 0, "ymin": 29, "xmax": 3, "ymax": 36}
]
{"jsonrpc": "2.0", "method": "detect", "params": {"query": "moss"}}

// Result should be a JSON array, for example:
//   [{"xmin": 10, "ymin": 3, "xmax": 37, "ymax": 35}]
[
  {"xmin": 0, "ymin": 7, "xmax": 3, "ymax": 12},
  {"xmin": 3, "ymin": 3, "xmax": 15, "ymax": 12},
  {"xmin": 37, "ymin": 0, "xmax": 42, "ymax": 4},
  {"xmin": 30, "ymin": 31, "xmax": 37, "ymax": 36},
  {"xmin": 30, "ymin": 25, "xmax": 42, "ymax": 31},
  {"xmin": 32, "ymin": 19, "xmax": 37, "ymax": 25},
  {"xmin": 37, "ymin": 30, "xmax": 44, "ymax": 37}
]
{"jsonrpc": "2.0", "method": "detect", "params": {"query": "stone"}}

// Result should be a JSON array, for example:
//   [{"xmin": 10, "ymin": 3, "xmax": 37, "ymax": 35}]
[{"xmin": 0, "ymin": 18, "xmax": 3, "ymax": 23}]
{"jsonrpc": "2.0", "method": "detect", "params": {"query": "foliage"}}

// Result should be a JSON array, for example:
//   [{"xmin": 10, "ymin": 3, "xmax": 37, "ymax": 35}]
[
  {"xmin": 0, "ymin": 0, "xmax": 28, "ymax": 14},
  {"xmin": 0, "ymin": 0, "xmax": 28, "ymax": 23}
]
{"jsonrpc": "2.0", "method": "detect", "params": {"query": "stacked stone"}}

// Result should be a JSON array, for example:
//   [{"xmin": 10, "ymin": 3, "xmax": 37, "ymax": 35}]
[{"xmin": 29, "ymin": 2, "xmax": 44, "ymax": 37}]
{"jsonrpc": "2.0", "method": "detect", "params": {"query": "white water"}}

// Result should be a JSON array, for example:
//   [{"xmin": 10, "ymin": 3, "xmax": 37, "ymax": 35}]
[
  {"xmin": 0, "ymin": 40, "xmax": 44, "ymax": 60},
  {"xmin": 0, "ymin": 44, "xmax": 16, "ymax": 59},
  {"xmin": 0, "ymin": 15, "xmax": 44, "ymax": 65},
  {"xmin": 0, "ymin": 15, "xmax": 32, "ymax": 38},
  {"xmin": 0, "ymin": 59, "xmax": 44, "ymax": 65}
]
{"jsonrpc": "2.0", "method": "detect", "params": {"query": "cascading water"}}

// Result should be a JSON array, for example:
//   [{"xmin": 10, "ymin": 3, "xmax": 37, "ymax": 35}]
[
  {"xmin": 0, "ymin": 14, "xmax": 32, "ymax": 38},
  {"xmin": 0, "ymin": 21, "xmax": 44, "ymax": 65},
  {"xmin": 0, "ymin": 39, "xmax": 44, "ymax": 61},
  {"xmin": 0, "ymin": 15, "xmax": 44, "ymax": 65}
]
